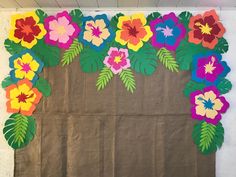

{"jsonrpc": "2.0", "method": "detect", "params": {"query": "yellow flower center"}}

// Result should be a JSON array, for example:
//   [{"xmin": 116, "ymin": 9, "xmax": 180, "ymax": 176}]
[
  {"xmin": 204, "ymin": 57, "xmax": 216, "ymax": 74},
  {"xmin": 56, "ymin": 25, "xmax": 66, "ymax": 35},
  {"xmin": 114, "ymin": 56, "xmax": 122, "ymax": 64},
  {"xmin": 195, "ymin": 22, "xmax": 212, "ymax": 35}
]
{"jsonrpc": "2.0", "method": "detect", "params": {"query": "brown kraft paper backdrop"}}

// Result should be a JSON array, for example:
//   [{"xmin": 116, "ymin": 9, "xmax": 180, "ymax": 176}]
[{"xmin": 14, "ymin": 58, "xmax": 215, "ymax": 177}]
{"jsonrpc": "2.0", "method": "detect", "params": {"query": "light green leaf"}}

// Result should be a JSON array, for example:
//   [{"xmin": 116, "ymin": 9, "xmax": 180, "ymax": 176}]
[
  {"xmin": 217, "ymin": 79, "xmax": 232, "ymax": 95},
  {"xmin": 183, "ymin": 80, "xmax": 205, "ymax": 97},
  {"xmin": 1, "ymin": 76, "xmax": 15, "ymax": 89},
  {"xmin": 62, "ymin": 39, "xmax": 83, "ymax": 66},
  {"xmin": 214, "ymin": 38, "xmax": 229, "ymax": 54},
  {"xmin": 119, "ymin": 69, "xmax": 136, "ymax": 93},
  {"xmin": 157, "ymin": 48, "xmax": 179, "ymax": 72},
  {"xmin": 4, "ymin": 39, "xmax": 26, "ymax": 55},
  {"xmin": 35, "ymin": 9, "xmax": 48, "ymax": 23},
  {"xmin": 70, "ymin": 9, "xmax": 83, "ymax": 27},
  {"xmin": 147, "ymin": 12, "xmax": 161, "ymax": 24},
  {"xmin": 110, "ymin": 13, "xmax": 124, "ymax": 30},
  {"xmin": 35, "ymin": 77, "xmax": 51, "ymax": 97},
  {"xmin": 96, "ymin": 66, "xmax": 114, "ymax": 91},
  {"xmin": 3, "ymin": 114, "xmax": 36, "ymax": 149}
]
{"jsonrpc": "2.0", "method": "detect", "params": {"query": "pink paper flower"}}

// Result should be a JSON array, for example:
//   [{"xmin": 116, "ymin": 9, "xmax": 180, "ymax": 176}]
[
  {"xmin": 44, "ymin": 11, "xmax": 80, "ymax": 49},
  {"xmin": 104, "ymin": 47, "xmax": 131, "ymax": 74}
]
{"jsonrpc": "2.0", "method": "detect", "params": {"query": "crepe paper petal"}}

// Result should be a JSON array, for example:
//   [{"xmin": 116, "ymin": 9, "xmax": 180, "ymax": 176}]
[
  {"xmin": 8, "ymin": 11, "xmax": 46, "ymax": 49},
  {"xmin": 147, "ymin": 12, "xmax": 161, "ymax": 24},
  {"xmin": 3, "ymin": 113, "xmax": 36, "ymax": 149},
  {"xmin": 119, "ymin": 69, "xmax": 136, "ymax": 93},
  {"xmin": 61, "ymin": 39, "xmax": 83, "ymax": 66},
  {"xmin": 35, "ymin": 77, "xmax": 51, "ymax": 97},
  {"xmin": 214, "ymin": 37, "xmax": 229, "ymax": 54},
  {"xmin": 115, "ymin": 13, "xmax": 153, "ymax": 51},
  {"xmin": 129, "ymin": 42, "xmax": 157, "ymax": 76},
  {"xmin": 9, "ymin": 50, "xmax": 44, "ymax": 84},
  {"xmin": 96, "ymin": 66, "xmax": 114, "ymax": 91},
  {"xmin": 44, "ymin": 11, "xmax": 81, "ymax": 49},
  {"xmin": 5, "ymin": 79, "xmax": 42, "ymax": 116},
  {"xmin": 70, "ymin": 9, "xmax": 84, "ymax": 27},
  {"xmin": 1, "ymin": 76, "xmax": 15, "ymax": 89},
  {"xmin": 192, "ymin": 121, "xmax": 224, "ymax": 155},
  {"xmin": 150, "ymin": 12, "xmax": 186, "ymax": 51},
  {"xmin": 178, "ymin": 11, "xmax": 193, "ymax": 32},
  {"xmin": 157, "ymin": 48, "xmax": 179, "ymax": 72},
  {"xmin": 176, "ymin": 38, "xmax": 208, "ymax": 70},
  {"xmin": 110, "ymin": 13, "xmax": 124, "ymax": 30},
  {"xmin": 217, "ymin": 79, "xmax": 232, "ymax": 95},
  {"xmin": 188, "ymin": 9, "xmax": 225, "ymax": 49},
  {"xmin": 4, "ymin": 39, "xmax": 26, "ymax": 55},
  {"xmin": 79, "ymin": 14, "xmax": 114, "ymax": 51},
  {"xmin": 191, "ymin": 52, "xmax": 230, "ymax": 86},
  {"xmin": 35, "ymin": 9, "xmax": 48, "ymax": 23},
  {"xmin": 190, "ymin": 86, "xmax": 229, "ymax": 125},
  {"xmin": 183, "ymin": 80, "xmax": 206, "ymax": 97}
]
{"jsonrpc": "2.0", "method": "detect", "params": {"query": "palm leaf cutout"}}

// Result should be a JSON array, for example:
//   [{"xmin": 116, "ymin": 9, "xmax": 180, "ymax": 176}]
[
  {"xmin": 3, "ymin": 114, "xmax": 36, "ymax": 149},
  {"xmin": 96, "ymin": 66, "xmax": 114, "ymax": 91},
  {"xmin": 119, "ymin": 69, "xmax": 136, "ymax": 93},
  {"xmin": 192, "ymin": 121, "xmax": 224, "ymax": 154},
  {"xmin": 157, "ymin": 48, "xmax": 179, "ymax": 72},
  {"xmin": 61, "ymin": 39, "xmax": 83, "ymax": 66}
]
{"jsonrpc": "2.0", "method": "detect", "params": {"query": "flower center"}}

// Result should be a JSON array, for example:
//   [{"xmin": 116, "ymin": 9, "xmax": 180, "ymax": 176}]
[
  {"xmin": 114, "ymin": 56, "xmax": 122, "ymax": 64},
  {"xmin": 124, "ymin": 23, "xmax": 139, "ymax": 37},
  {"xmin": 56, "ymin": 25, "xmax": 66, "ymax": 35},
  {"xmin": 17, "ymin": 60, "xmax": 31, "ymax": 73},
  {"xmin": 198, "ymin": 97, "xmax": 215, "ymax": 110},
  {"xmin": 156, "ymin": 26, "xmax": 173, "ymax": 37},
  {"xmin": 16, "ymin": 92, "xmax": 34, "ymax": 103},
  {"xmin": 204, "ymin": 56, "xmax": 216, "ymax": 74},
  {"xmin": 195, "ymin": 22, "xmax": 212, "ymax": 35},
  {"xmin": 87, "ymin": 23, "xmax": 102, "ymax": 37}
]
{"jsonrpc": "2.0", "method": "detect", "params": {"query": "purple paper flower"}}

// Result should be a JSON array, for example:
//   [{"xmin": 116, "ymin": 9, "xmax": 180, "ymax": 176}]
[
  {"xmin": 104, "ymin": 47, "xmax": 130, "ymax": 74},
  {"xmin": 192, "ymin": 52, "xmax": 230, "ymax": 85},
  {"xmin": 44, "ymin": 11, "xmax": 80, "ymax": 49},
  {"xmin": 190, "ymin": 86, "xmax": 229, "ymax": 125},
  {"xmin": 150, "ymin": 12, "xmax": 186, "ymax": 51}
]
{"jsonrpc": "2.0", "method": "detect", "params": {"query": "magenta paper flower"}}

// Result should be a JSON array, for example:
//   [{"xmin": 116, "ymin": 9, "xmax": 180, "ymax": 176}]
[
  {"xmin": 44, "ymin": 11, "xmax": 80, "ymax": 49},
  {"xmin": 190, "ymin": 86, "xmax": 229, "ymax": 125},
  {"xmin": 104, "ymin": 47, "xmax": 131, "ymax": 74}
]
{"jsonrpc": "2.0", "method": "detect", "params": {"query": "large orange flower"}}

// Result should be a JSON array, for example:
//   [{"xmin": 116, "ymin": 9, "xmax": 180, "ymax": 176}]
[
  {"xmin": 188, "ymin": 9, "xmax": 225, "ymax": 49},
  {"xmin": 115, "ymin": 14, "xmax": 153, "ymax": 51},
  {"xmin": 6, "ymin": 79, "xmax": 42, "ymax": 116}
]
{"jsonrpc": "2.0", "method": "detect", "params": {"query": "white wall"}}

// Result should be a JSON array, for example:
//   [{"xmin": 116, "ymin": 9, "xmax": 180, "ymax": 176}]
[{"xmin": 0, "ymin": 8, "xmax": 235, "ymax": 177}]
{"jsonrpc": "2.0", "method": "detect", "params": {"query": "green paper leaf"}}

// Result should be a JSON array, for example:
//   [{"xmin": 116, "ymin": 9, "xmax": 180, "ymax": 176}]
[
  {"xmin": 119, "ymin": 69, "xmax": 136, "ymax": 93},
  {"xmin": 70, "ymin": 9, "xmax": 83, "ymax": 27},
  {"xmin": 157, "ymin": 48, "xmax": 179, "ymax": 72},
  {"xmin": 214, "ymin": 38, "xmax": 229, "ymax": 54},
  {"xmin": 79, "ymin": 46, "xmax": 108, "ymax": 73},
  {"xmin": 32, "ymin": 39, "xmax": 60, "ymax": 67},
  {"xmin": 178, "ymin": 11, "xmax": 193, "ymax": 32},
  {"xmin": 1, "ymin": 76, "xmax": 15, "ymax": 89},
  {"xmin": 129, "ymin": 42, "xmax": 158, "ymax": 76},
  {"xmin": 96, "ymin": 66, "xmax": 114, "ymax": 91},
  {"xmin": 192, "ymin": 121, "xmax": 224, "ymax": 155},
  {"xmin": 61, "ymin": 39, "xmax": 83, "ymax": 66},
  {"xmin": 217, "ymin": 79, "xmax": 232, "ymax": 95},
  {"xmin": 110, "ymin": 13, "xmax": 124, "ymax": 30},
  {"xmin": 35, "ymin": 77, "xmax": 51, "ymax": 97},
  {"xmin": 147, "ymin": 12, "xmax": 161, "ymax": 24},
  {"xmin": 183, "ymin": 80, "xmax": 205, "ymax": 97},
  {"xmin": 35, "ymin": 9, "xmax": 48, "ymax": 23},
  {"xmin": 176, "ymin": 38, "xmax": 208, "ymax": 70},
  {"xmin": 4, "ymin": 39, "xmax": 26, "ymax": 55},
  {"xmin": 3, "ymin": 114, "xmax": 36, "ymax": 149}
]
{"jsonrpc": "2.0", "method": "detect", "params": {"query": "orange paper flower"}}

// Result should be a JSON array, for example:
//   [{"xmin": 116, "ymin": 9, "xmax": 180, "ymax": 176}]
[{"xmin": 6, "ymin": 79, "xmax": 42, "ymax": 116}]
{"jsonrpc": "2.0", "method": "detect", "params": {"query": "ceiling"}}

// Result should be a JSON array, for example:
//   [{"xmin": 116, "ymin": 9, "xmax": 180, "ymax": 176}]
[{"xmin": 0, "ymin": 0, "xmax": 235, "ymax": 8}]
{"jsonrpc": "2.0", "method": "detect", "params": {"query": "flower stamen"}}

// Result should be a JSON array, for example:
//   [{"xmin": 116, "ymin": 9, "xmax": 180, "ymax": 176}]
[
  {"xmin": 195, "ymin": 22, "xmax": 212, "ymax": 35},
  {"xmin": 87, "ymin": 23, "xmax": 102, "ymax": 37},
  {"xmin": 204, "ymin": 56, "xmax": 216, "ymax": 74}
]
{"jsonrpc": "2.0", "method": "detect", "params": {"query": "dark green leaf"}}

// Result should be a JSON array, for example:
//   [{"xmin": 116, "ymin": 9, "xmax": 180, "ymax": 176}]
[
  {"xmin": 3, "ymin": 114, "xmax": 36, "ymax": 149},
  {"xmin": 178, "ymin": 11, "xmax": 193, "ymax": 32},
  {"xmin": 32, "ymin": 39, "xmax": 60, "ymax": 67},
  {"xmin": 96, "ymin": 66, "xmax": 114, "ymax": 91},
  {"xmin": 110, "ymin": 13, "xmax": 124, "ymax": 30},
  {"xmin": 217, "ymin": 79, "xmax": 232, "ymax": 94},
  {"xmin": 147, "ymin": 12, "xmax": 161, "ymax": 24},
  {"xmin": 129, "ymin": 42, "xmax": 158, "ymax": 75},
  {"xmin": 4, "ymin": 39, "xmax": 26, "ymax": 55},
  {"xmin": 35, "ymin": 9, "xmax": 48, "ymax": 23},
  {"xmin": 1, "ymin": 76, "xmax": 15, "ymax": 89},
  {"xmin": 70, "ymin": 9, "xmax": 83, "ymax": 27},
  {"xmin": 35, "ymin": 77, "xmax": 51, "ymax": 97},
  {"xmin": 183, "ymin": 80, "xmax": 205, "ymax": 97},
  {"xmin": 119, "ymin": 69, "xmax": 136, "ymax": 93},
  {"xmin": 214, "ymin": 38, "xmax": 229, "ymax": 54}
]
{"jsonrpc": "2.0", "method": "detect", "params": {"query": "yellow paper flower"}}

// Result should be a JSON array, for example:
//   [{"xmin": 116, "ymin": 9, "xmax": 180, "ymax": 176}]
[
  {"xmin": 9, "ymin": 11, "xmax": 46, "ymax": 49},
  {"xmin": 115, "ymin": 14, "xmax": 153, "ymax": 51}
]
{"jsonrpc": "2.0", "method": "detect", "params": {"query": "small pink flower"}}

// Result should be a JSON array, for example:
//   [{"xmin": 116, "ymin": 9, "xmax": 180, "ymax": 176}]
[
  {"xmin": 104, "ymin": 47, "xmax": 131, "ymax": 74},
  {"xmin": 44, "ymin": 11, "xmax": 80, "ymax": 49}
]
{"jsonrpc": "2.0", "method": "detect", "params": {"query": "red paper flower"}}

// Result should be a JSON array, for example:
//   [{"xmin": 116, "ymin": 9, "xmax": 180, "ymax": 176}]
[{"xmin": 188, "ymin": 9, "xmax": 225, "ymax": 49}]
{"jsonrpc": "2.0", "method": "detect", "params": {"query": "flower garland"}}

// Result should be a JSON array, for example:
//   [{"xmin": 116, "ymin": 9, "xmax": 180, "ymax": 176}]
[{"xmin": 2, "ymin": 9, "xmax": 232, "ymax": 155}]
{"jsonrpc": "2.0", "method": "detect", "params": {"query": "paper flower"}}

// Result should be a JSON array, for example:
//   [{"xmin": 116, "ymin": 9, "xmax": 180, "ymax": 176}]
[
  {"xmin": 8, "ymin": 11, "xmax": 46, "ymax": 49},
  {"xmin": 104, "ymin": 47, "xmax": 130, "ymax": 74},
  {"xmin": 9, "ymin": 50, "xmax": 44, "ymax": 84},
  {"xmin": 79, "ymin": 14, "xmax": 114, "ymax": 51},
  {"xmin": 115, "ymin": 14, "xmax": 153, "ymax": 51},
  {"xmin": 190, "ymin": 86, "xmax": 229, "ymax": 125},
  {"xmin": 6, "ymin": 79, "xmax": 42, "ymax": 116},
  {"xmin": 150, "ymin": 12, "xmax": 186, "ymax": 51},
  {"xmin": 192, "ymin": 52, "xmax": 230, "ymax": 85},
  {"xmin": 188, "ymin": 9, "xmax": 225, "ymax": 49},
  {"xmin": 44, "ymin": 11, "xmax": 80, "ymax": 49}
]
